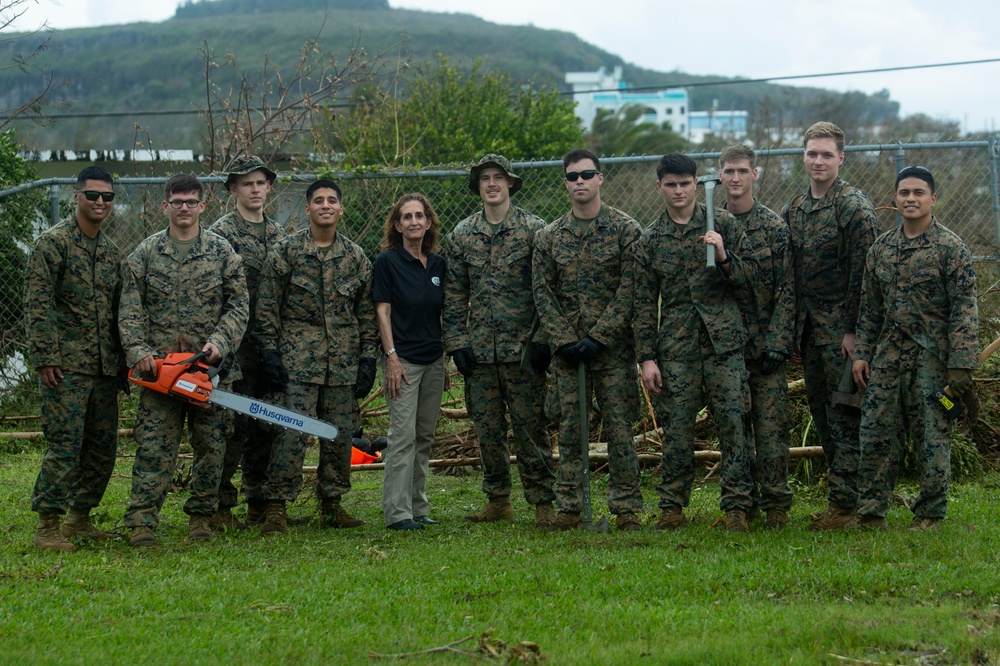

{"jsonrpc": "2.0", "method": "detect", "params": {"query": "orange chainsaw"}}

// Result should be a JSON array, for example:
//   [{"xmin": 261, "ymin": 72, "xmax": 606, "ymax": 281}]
[{"xmin": 128, "ymin": 350, "xmax": 338, "ymax": 440}]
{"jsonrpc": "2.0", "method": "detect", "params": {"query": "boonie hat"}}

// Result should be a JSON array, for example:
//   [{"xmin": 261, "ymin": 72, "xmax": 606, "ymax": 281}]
[
  {"xmin": 468, "ymin": 153, "xmax": 522, "ymax": 196},
  {"xmin": 224, "ymin": 154, "xmax": 277, "ymax": 188}
]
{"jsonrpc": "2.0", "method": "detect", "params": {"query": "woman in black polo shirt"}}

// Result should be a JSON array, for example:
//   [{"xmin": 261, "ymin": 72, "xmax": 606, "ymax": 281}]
[{"xmin": 373, "ymin": 193, "xmax": 447, "ymax": 530}]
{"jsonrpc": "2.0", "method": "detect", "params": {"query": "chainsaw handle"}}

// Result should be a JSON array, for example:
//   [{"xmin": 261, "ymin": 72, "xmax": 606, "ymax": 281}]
[{"xmin": 178, "ymin": 349, "xmax": 212, "ymax": 366}]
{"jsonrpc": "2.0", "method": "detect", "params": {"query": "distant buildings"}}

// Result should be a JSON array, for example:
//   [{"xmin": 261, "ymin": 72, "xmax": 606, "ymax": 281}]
[{"xmin": 565, "ymin": 66, "xmax": 748, "ymax": 145}]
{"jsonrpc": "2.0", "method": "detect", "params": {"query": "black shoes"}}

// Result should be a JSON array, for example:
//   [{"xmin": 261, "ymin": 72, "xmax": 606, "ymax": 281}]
[{"xmin": 387, "ymin": 519, "xmax": 423, "ymax": 530}]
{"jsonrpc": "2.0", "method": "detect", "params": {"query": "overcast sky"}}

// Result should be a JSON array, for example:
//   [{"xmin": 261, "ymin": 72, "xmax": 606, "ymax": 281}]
[{"xmin": 9, "ymin": 0, "xmax": 1000, "ymax": 133}]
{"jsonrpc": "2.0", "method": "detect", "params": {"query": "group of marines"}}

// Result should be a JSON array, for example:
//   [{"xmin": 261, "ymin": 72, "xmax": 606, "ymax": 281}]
[{"xmin": 26, "ymin": 120, "xmax": 978, "ymax": 550}]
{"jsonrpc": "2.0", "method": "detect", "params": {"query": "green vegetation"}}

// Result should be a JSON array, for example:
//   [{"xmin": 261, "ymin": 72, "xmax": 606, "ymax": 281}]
[{"xmin": 2, "ymin": 441, "xmax": 1000, "ymax": 664}]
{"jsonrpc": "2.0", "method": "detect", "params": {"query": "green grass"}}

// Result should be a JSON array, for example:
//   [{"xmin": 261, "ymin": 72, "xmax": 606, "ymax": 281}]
[{"xmin": 2, "ymin": 441, "xmax": 1000, "ymax": 665}]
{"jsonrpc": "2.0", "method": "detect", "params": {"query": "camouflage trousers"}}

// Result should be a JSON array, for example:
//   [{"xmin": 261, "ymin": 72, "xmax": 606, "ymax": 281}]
[
  {"xmin": 746, "ymin": 356, "xmax": 793, "ymax": 512},
  {"xmin": 31, "ymin": 372, "xmax": 118, "ymax": 514},
  {"xmin": 802, "ymin": 320, "xmax": 861, "ymax": 508},
  {"xmin": 857, "ymin": 342, "xmax": 953, "ymax": 520},
  {"xmin": 218, "ymin": 367, "xmax": 279, "ymax": 507},
  {"xmin": 654, "ymin": 350, "xmax": 753, "ymax": 512},
  {"xmin": 552, "ymin": 355, "xmax": 642, "ymax": 515},
  {"xmin": 124, "ymin": 386, "xmax": 233, "ymax": 529},
  {"xmin": 265, "ymin": 381, "xmax": 358, "ymax": 503},
  {"xmin": 465, "ymin": 362, "xmax": 556, "ymax": 506}
]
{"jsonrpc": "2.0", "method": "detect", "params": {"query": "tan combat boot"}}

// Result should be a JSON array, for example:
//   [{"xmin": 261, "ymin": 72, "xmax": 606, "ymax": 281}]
[
  {"xmin": 654, "ymin": 507, "xmax": 688, "ymax": 531},
  {"xmin": 261, "ymin": 501, "xmax": 287, "ymax": 536},
  {"xmin": 808, "ymin": 503, "xmax": 856, "ymax": 531},
  {"xmin": 765, "ymin": 509, "xmax": 790, "ymax": 530},
  {"xmin": 846, "ymin": 514, "xmax": 888, "ymax": 530},
  {"xmin": 188, "ymin": 515, "xmax": 212, "ymax": 542},
  {"xmin": 544, "ymin": 511, "xmax": 581, "ymax": 532},
  {"xmin": 463, "ymin": 497, "xmax": 515, "ymax": 523},
  {"xmin": 909, "ymin": 517, "xmax": 941, "ymax": 532},
  {"xmin": 723, "ymin": 509, "xmax": 749, "ymax": 533},
  {"xmin": 534, "ymin": 502, "xmax": 555, "ymax": 528},
  {"xmin": 61, "ymin": 508, "xmax": 115, "ymax": 542},
  {"xmin": 34, "ymin": 513, "xmax": 76, "ymax": 552},
  {"xmin": 245, "ymin": 501, "xmax": 267, "ymax": 527},
  {"xmin": 616, "ymin": 512, "xmax": 642, "ymax": 532},
  {"xmin": 321, "ymin": 498, "xmax": 366, "ymax": 528},
  {"xmin": 129, "ymin": 526, "xmax": 156, "ymax": 548},
  {"xmin": 209, "ymin": 506, "xmax": 247, "ymax": 532}
]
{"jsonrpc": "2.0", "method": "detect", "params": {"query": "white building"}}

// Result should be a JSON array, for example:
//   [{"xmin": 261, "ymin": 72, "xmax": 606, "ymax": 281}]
[{"xmin": 566, "ymin": 67, "xmax": 749, "ymax": 144}]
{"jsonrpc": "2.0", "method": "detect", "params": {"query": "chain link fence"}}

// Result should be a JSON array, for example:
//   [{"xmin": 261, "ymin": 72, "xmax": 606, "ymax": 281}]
[{"xmin": 2, "ymin": 141, "xmax": 999, "ymax": 400}]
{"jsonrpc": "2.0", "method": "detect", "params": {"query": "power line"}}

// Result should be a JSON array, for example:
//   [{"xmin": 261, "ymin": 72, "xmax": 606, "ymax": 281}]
[{"xmin": 12, "ymin": 57, "xmax": 1000, "ymax": 120}]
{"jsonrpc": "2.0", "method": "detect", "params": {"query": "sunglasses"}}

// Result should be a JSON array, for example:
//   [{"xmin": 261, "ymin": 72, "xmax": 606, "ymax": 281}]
[
  {"xmin": 75, "ymin": 189, "xmax": 115, "ymax": 202},
  {"xmin": 565, "ymin": 170, "xmax": 600, "ymax": 182}
]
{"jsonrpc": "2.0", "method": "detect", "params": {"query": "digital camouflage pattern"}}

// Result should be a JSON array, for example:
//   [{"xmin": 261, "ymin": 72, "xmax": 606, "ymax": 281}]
[
  {"xmin": 442, "ymin": 205, "xmax": 554, "ymax": 506},
  {"xmin": 255, "ymin": 228, "xmax": 377, "ymax": 386},
  {"xmin": 256, "ymin": 229, "xmax": 376, "ymax": 506},
  {"xmin": 209, "ymin": 209, "xmax": 285, "ymax": 509},
  {"xmin": 783, "ymin": 177, "xmax": 876, "ymax": 508},
  {"xmin": 24, "ymin": 219, "xmax": 124, "ymax": 515},
  {"xmin": 854, "ymin": 220, "xmax": 978, "ymax": 520},
  {"xmin": 723, "ymin": 200, "xmax": 795, "ymax": 512},
  {"xmin": 119, "ymin": 228, "xmax": 249, "ymax": 371},
  {"xmin": 442, "ymin": 205, "xmax": 545, "ymax": 364},
  {"xmin": 633, "ymin": 202, "xmax": 757, "ymax": 512},
  {"xmin": 266, "ymin": 382, "xmax": 358, "ymax": 503},
  {"xmin": 533, "ymin": 204, "xmax": 643, "ymax": 514},
  {"xmin": 120, "ymin": 227, "xmax": 248, "ymax": 528}
]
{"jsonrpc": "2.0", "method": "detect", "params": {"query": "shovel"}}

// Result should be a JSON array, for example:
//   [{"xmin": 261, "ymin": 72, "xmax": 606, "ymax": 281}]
[{"xmin": 578, "ymin": 361, "xmax": 610, "ymax": 533}]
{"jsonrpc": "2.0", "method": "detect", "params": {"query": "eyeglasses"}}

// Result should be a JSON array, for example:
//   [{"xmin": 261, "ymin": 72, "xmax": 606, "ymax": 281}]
[
  {"xmin": 565, "ymin": 170, "xmax": 600, "ymax": 182},
  {"xmin": 75, "ymin": 190, "xmax": 115, "ymax": 202},
  {"xmin": 166, "ymin": 199, "xmax": 202, "ymax": 209}
]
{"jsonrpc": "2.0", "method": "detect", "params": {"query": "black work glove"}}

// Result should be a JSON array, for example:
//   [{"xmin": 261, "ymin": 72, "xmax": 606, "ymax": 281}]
[
  {"xmin": 947, "ymin": 368, "xmax": 973, "ymax": 398},
  {"xmin": 259, "ymin": 349, "xmax": 289, "ymax": 394},
  {"xmin": 555, "ymin": 341, "xmax": 582, "ymax": 365},
  {"xmin": 354, "ymin": 357, "xmax": 377, "ymax": 399},
  {"xmin": 530, "ymin": 343, "xmax": 552, "ymax": 373},
  {"xmin": 451, "ymin": 347, "xmax": 477, "ymax": 378},
  {"xmin": 576, "ymin": 335, "xmax": 606, "ymax": 362},
  {"xmin": 116, "ymin": 370, "xmax": 132, "ymax": 396},
  {"xmin": 757, "ymin": 350, "xmax": 788, "ymax": 375}
]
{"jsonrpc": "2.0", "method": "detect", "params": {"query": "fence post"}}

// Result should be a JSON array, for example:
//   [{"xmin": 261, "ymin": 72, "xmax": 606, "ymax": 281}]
[
  {"xmin": 989, "ymin": 136, "xmax": 1000, "ymax": 248},
  {"xmin": 49, "ymin": 183, "xmax": 60, "ymax": 229},
  {"xmin": 895, "ymin": 143, "xmax": 906, "ymax": 226}
]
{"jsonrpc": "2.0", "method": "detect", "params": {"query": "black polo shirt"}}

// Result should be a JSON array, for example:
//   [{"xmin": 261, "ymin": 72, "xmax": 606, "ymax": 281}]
[{"xmin": 372, "ymin": 247, "xmax": 446, "ymax": 365}]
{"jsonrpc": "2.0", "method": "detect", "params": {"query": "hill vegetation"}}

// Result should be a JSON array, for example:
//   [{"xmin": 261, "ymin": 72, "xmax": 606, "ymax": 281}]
[{"xmin": 0, "ymin": 0, "xmax": 901, "ymax": 152}]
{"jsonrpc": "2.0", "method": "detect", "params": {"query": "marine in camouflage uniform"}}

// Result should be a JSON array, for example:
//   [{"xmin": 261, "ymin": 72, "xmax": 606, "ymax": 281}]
[
  {"xmin": 852, "ymin": 166, "xmax": 978, "ymax": 530},
  {"xmin": 120, "ymin": 174, "xmax": 248, "ymax": 546},
  {"xmin": 208, "ymin": 155, "xmax": 284, "ymax": 526},
  {"xmin": 442, "ymin": 154, "xmax": 556, "ymax": 526},
  {"xmin": 255, "ymin": 179, "xmax": 377, "ymax": 532},
  {"xmin": 25, "ymin": 166, "xmax": 124, "ymax": 551},
  {"xmin": 635, "ymin": 153, "xmax": 758, "ymax": 532},
  {"xmin": 719, "ymin": 145, "xmax": 796, "ymax": 528},
  {"xmin": 783, "ymin": 122, "xmax": 877, "ymax": 529},
  {"xmin": 533, "ymin": 148, "xmax": 642, "ymax": 531}
]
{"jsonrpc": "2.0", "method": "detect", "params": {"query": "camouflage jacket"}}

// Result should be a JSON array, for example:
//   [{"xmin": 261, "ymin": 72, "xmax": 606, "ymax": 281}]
[
  {"xmin": 24, "ymin": 218, "xmax": 124, "ymax": 376},
  {"xmin": 723, "ymin": 200, "xmax": 796, "ymax": 359},
  {"xmin": 783, "ymin": 177, "xmax": 877, "ymax": 345},
  {"xmin": 634, "ymin": 203, "xmax": 757, "ymax": 363},
  {"xmin": 442, "ymin": 205, "xmax": 545, "ymax": 364},
  {"xmin": 208, "ymin": 209, "xmax": 284, "ymax": 373},
  {"xmin": 119, "ymin": 228, "xmax": 249, "ymax": 377},
  {"xmin": 255, "ymin": 228, "xmax": 377, "ymax": 386},
  {"xmin": 855, "ymin": 219, "xmax": 978, "ymax": 370},
  {"xmin": 532, "ymin": 204, "xmax": 640, "ymax": 363}
]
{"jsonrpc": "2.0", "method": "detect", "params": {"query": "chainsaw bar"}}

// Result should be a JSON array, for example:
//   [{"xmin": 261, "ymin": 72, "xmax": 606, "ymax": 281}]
[{"xmin": 209, "ymin": 388, "xmax": 339, "ymax": 440}]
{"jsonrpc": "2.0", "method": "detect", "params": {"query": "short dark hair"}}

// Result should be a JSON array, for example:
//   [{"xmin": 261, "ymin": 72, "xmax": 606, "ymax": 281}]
[
  {"xmin": 164, "ymin": 174, "xmax": 203, "ymax": 200},
  {"xmin": 306, "ymin": 178, "xmax": 342, "ymax": 202},
  {"xmin": 76, "ymin": 166, "xmax": 113, "ymax": 187},
  {"xmin": 656, "ymin": 153, "xmax": 697, "ymax": 181},
  {"xmin": 896, "ymin": 165, "xmax": 935, "ymax": 194},
  {"xmin": 563, "ymin": 148, "xmax": 601, "ymax": 172},
  {"xmin": 719, "ymin": 144, "xmax": 756, "ymax": 170}
]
